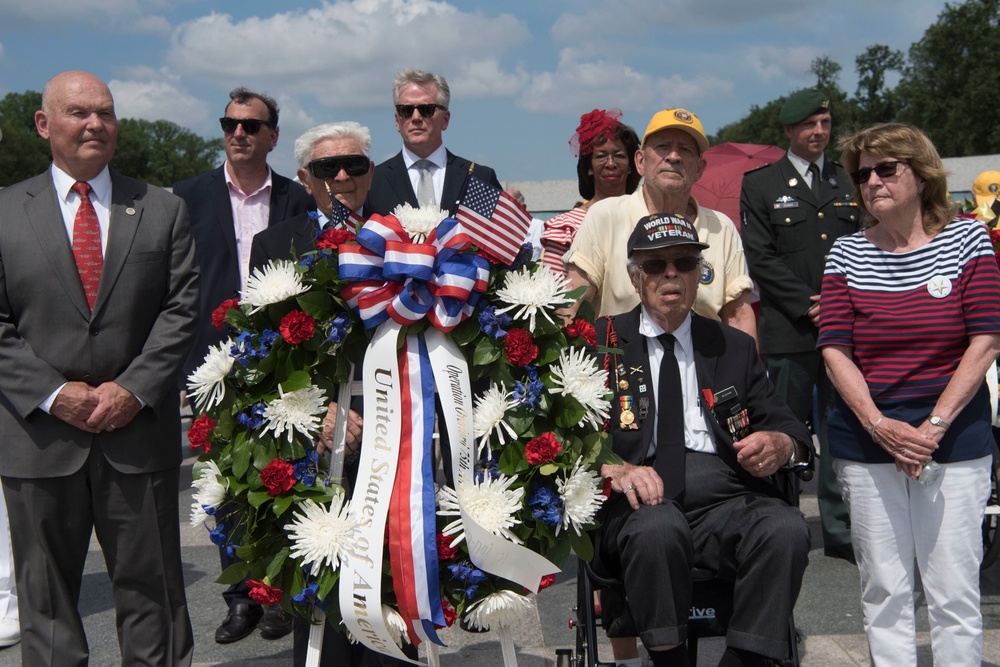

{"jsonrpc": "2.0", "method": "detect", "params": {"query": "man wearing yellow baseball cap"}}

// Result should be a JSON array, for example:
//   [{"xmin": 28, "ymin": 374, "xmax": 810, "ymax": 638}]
[
  {"xmin": 565, "ymin": 107, "xmax": 756, "ymax": 343},
  {"xmin": 973, "ymin": 170, "xmax": 1000, "ymax": 207}
]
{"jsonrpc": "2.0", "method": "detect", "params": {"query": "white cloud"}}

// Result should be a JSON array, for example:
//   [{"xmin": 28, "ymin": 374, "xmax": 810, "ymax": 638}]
[
  {"xmin": 747, "ymin": 45, "xmax": 822, "ymax": 83},
  {"xmin": 517, "ymin": 48, "xmax": 732, "ymax": 115},
  {"xmin": 108, "ymin": 68, "xmax": 211, "ymax": 129},
  {"xmin": 166, "ymin": 0, "xmax": 530, "ymax": 109},
  {"xmin": 0, "ymin": 0, "xmax": 167, "ymax": 29}
]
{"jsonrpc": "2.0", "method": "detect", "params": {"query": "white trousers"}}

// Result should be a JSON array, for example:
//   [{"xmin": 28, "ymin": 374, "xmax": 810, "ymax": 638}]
[
  {"xmin": 0, "ymin": 484, "xmax": 17, "ymax": 622},
  {"xmin": 835, "ymin": 456, "xmax": 991, "ymax": 666}
]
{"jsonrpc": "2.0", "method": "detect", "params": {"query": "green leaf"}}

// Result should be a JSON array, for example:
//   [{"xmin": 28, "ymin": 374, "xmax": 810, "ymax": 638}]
[
  {"xmin": 248, "ymin": 490, "xmax": 271, "ymax": 509},
  {"xmin": 272, "ymin": 494, "xmax": 295, "ymax": 517},
  {"xmin": 538, "ymin": 463, "xmax": 559, "ymax": 476},
  {"xmin": 232, "ymin": 437, "xmax": 252, "ymax": 478},
  {"xmin": 280, "ymin": 370, "xmax": 313, "ymax": 393},
  {"xmin": 266, "ymin": 547, "xmax": 290, "ymax": 581},
  {"xmin": 569, "ymin": 529, "xmax": 595, "ymax": 562},
  {"xmin": 473, "ymin": 337, "xmax": 501, "ymax": 366},
  {"xmin": 216, "ymin": 562, "xmax": 250, "ymax": 585}
]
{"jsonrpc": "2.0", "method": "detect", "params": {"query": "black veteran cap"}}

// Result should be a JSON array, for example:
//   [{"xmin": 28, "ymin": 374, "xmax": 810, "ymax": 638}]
[
  {"xmin": 780, "ymin": 89, "xmax": 830, "ymax": 126},
  {"xmin": 627, "ymin": 213, "xmax": 709, "ymax": 258}
]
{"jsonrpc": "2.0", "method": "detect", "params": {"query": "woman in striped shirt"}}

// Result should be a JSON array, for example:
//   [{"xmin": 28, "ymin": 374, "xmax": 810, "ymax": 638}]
[{"xmin": 818, "ymin": 122, "xmax": 1000, "ymax": 666}]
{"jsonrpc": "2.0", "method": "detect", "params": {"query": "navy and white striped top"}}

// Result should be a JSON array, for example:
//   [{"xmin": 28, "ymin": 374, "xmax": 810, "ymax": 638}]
[{"xmin": 818, "ymin": 217, "xmax": 1000, "ymax": 462}]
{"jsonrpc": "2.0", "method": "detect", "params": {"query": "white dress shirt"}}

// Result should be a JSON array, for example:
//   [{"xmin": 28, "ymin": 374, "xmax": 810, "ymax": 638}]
[
  {"xmin": 402, "ymin": 144, "xmax": 447, "ymax": 208},
  {"xmin": 785, "ymin": 150, "xmax": 825, "ymax": 190}
]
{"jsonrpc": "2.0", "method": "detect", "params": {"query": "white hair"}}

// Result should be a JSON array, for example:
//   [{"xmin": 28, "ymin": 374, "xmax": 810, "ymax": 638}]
[{"xmin": 293, "ymin": 122, "xmax": 371, "ymax": 167}]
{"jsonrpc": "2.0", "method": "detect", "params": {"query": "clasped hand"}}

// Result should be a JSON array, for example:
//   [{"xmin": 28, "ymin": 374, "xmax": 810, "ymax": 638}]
[
  {"xmin": 50, "ymin": 381, "xmax": 141, "ymax": 433},
  {"xmin": 873, "ymin": 416, "xmax": 939, "ymax": 479}
]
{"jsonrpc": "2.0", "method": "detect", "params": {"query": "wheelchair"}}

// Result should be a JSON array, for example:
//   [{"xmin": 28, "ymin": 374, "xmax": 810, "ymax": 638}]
[{"xmin": 982, "ymin": 435, "xmax": 1000, "ymax": 570}]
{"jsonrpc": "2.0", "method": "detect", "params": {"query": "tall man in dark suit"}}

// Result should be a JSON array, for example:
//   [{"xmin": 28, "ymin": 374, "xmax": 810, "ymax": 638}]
[
  {"xmin": 0, "ymin": 70, "xmax": 198, "ymax": 666},
  {"xmin": 595, "ymin": 213, "xmax": 812, "ymax": 667},
  {"xmin": 173, "ymin": 87, "xmax": 313, "ymax": 644},
  {"xmin": 740, "ymin": 89, "xmax": 859, "ymax": 562},
  {"xmin": 365, "ymin": 69, "xmax": 502, "ymax": 216},
  {"xmin": 252, "ymin": 122, "xmax": 408, "ymax": 667}
]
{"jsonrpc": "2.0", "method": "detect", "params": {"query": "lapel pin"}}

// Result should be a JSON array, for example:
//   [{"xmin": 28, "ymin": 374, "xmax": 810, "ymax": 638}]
[
  {"xmin": 126, "ymin": 207, "xmax": 136, "ymax": 216},
  {"xmin": 788, "ymin": 177, "xmax": 798, "ymax": 187},
  {"xmin": 829, "ymin": 177, "xmax": 838, "ymax": 187}
]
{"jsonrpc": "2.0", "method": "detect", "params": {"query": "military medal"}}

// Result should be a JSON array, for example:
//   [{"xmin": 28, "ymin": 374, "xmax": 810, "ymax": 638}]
[
  {"xmin": 638, "ymin": 397, "xmax": 650, "ymax": 419},
  {"xmin": 619, "ymin": 396, "xmax": 637, "ymax": 429},
  {"xmin": 618, "ymin": 379, "xmax": 629, "ymax": 391}
]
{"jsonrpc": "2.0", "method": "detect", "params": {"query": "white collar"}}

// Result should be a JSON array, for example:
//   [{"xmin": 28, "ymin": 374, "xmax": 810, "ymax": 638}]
[
  {"xmin": 402, "ymin": 144, "xmax": 447, "ymax": 170},
  {"xmin": 51, "ymin": 164, "xmax": 111, "ymax": 205}
]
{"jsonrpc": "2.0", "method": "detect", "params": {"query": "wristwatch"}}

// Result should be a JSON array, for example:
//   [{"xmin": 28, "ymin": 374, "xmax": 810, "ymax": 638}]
[
  {"xmin": 782, "ymin": 443, "xmax": 813, "ymax": 474},
  {"xmin": 929, "ymin": 415, "xmax": 951, "ymax": 429}
]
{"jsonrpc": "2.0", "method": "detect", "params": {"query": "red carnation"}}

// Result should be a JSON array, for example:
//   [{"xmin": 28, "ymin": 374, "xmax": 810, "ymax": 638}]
[
  {"xmin": 211, "ymin": 298, "xmax": 240, "ymax": 331},
  {"xmin": 247, "ymin": 579, "xmax": 282, "ymax": 606},
  {"xmin": 437, "ymin": 532, "xmax": 458, "ymax": 562},
  {"xmin": 525, "ymin": 432, "xmax": 562, "ymax": 465},
  {"xmin": 187, "ymin": 414, "xmax": 216, "ymax": 453},
  {"xmin": 566, "ymin": 319, "xmax": 596, "ymax": 347},
  {"xmin": 989, "ymin": 227, "xmax": 1000, "ymax": 247},
  {"xmin": 317, "ymin": 227, "xmax": 355, "ymax": 250},
  {"xmin": 441, "ymin": 599, "xmax": 457, "ymax": 627},
  {"xmin": 601, "ymin": 476, "xmax": 613, "ymax": 498},
  {"xmin": 504, "ymin": 328, "xmax": 538, "ymax": 367},
  {"xmin": 260, "ymin": 458, "xmax": 296, "ymax": 496},
  {"xmin": 279, "ymin": 310, "xmax": 316, "ymax": 345},
  {"xmin": 525, "ymin": 574, "xmax": 557, "ymax": 594}
]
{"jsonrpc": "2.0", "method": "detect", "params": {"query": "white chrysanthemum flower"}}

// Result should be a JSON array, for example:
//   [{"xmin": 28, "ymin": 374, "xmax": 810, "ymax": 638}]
[
  {"xmin": 240, "ymin": 260, "xmax": 308, "ymax": 314},
  {"xmin": 557, "ymin": 457, "xmax": 605, "ymax": 535},
  {"xmin": 284, "ymin": 494, "xmax": 358, "ymax": 570},
  {"xmin": 495, "ymin": 266, "xmax": 575, "ymax": 331},
  {"xmin": 437, "ymin": 475, "xmax": 524, "ymax": 547},
  {"xmin": 392, "ymin": 203, "xmax": 446, "ymax": 244},
  {"xmin": 383, "ymin": 604, "xmax": 411, "ymax": 648},
  {"xmin": 464, "ymin": 590, "xmax": 534, "ymax": 631},
  {"xmin": 186, "ymin": 339, "xmax": 235, "ymax": 411},
  {"xmin": 261, "ymin": 384, "xmax": 328, "ymax": 443},
  {"xmin": 189, "ymin": 460, "xmax": 228, "ymax": 527},
  {"xmin": 473, "ymin": 384, "xmax": 518, "ymax": 450},
  {"xmin": 549, "ymin": 347, "xmax": 611, "ymax": 429}
]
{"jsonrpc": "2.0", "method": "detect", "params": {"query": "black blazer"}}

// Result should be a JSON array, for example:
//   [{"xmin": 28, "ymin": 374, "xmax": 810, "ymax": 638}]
[
  {"xmin": 173, "ymin": 165, "xmax": 313, "ymax": 381},
  {"xmin": 249, "ymin": 211, "xmax": 317, "ymax": 271},
  {"xmin": 364, "ymin": 150, "xmax": 502, "ymax": 217},
  {"xmin": 601, "ymin": 307, "xmax": 812, "ymax": 499}
]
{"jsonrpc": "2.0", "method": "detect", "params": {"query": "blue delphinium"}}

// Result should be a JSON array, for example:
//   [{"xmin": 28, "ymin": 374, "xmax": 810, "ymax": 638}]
[
  {"xmin": 448, "ymin": 562, "xmax": 488, "ymax": 599},
  {"xmin": 513, "ymin": 369, "xmax": 544, "ymax": 409},
  {"xmin": 231, "ymin": 329, "xmax": 280, "ymax": 367},
  {"xmin": 478, "ymin": 304, "xmax": 512, "ymax": 340},
  {"xmin": 293, "ymin": 449, "xmax": 320, "ymax": 488},
  {"xmin": 209, "ymin": 522, "xmax": 227, "ymax": 546},
  {"xmin": 474, "ymin": 450, "xmax": 502, "ymax": 483},
  {"xmin": 236, "ymin": 403, "xmax": 267, "ymax": 429},
  {"xmin": 509, "ymin": 242, "xmax": 534, "ymax": 270},
  {"xmin": 292, "ymin": 581, "xmax": 329, "ymax": 611},
  {"xmin": 324, "ymin": 312, "xmax": 351, "ymax": 345},
  {"xmin": 528, "ymin": 484, "xmax": 564, "ymax": 528}
]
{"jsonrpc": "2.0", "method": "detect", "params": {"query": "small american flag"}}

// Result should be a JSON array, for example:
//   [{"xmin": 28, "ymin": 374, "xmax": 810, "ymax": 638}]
[
  {"xmin": 454, "ymin": 174, "xmax": 532, "ymax": 265},
  {"xmin": 327, "ymin": 197, "xmax": 364, "ymax": 232}
]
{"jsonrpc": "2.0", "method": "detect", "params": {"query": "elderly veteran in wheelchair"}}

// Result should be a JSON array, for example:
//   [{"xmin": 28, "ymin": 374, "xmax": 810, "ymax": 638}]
[{"xmin": 593, "ymin": 213, "xmax": 813, "ymax": 667}]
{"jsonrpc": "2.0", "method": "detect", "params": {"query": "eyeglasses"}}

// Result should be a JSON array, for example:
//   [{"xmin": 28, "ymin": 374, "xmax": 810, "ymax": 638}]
[
  {"xmin": 219, "ymin": 117, "xmax": 273, "ymax": 135},
  {"xmin": 637, "ymin": 256, "xmax": 702, "ymax": 275},
  {"xmin": 395, "ymin": 104, "xmax": 446, "ymax": 119},
  {"xmin": 308, "ymin": 155, "xmax": 372, "ymax": 179},
  {"xmin": 592, "ymin": 152, "xmax": 629, "ymax": 164},
  {"xmin": 850, "ymin": 160, "xmax": 907, "ymax": 185}
]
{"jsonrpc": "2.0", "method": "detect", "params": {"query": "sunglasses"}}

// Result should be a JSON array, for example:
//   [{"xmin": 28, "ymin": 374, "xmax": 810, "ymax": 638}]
[
  {"xmin": 850, "ymin": 160, "xmax": 907, "ymax": 185},
  {"xmin": 638, "ymin": 256, "xmax": 702, "ymax": 275},
  {"xmin": 308, "ymin": 155, "xmax": 372, "ymax": 179},
  {"xmin": 395, "ymin": 104, "xmax": 446, "ymax": 119},
  {"xmin": 219, "ymin": 117, "xmax": 273, "ymax": 135}
]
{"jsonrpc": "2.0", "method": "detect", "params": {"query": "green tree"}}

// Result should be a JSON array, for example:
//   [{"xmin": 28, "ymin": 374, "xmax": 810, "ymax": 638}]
[
  {"xmin": 0, "ymin": 90, "xmax": 51, "ymax": 186},
  {"xmin": 854, "ymin": 44, "xmax": 905, "ymax": 126},
  {"xmin": 712, "ymin": 98, "xmax": 788, "ymax": 147},
  {"xmin": 895, "ymin": 0, "xmax": 1000, "ymax": 156},
  {"xmin": 113, "ymin": 118, "xmax": 222, "ymax": 186}
]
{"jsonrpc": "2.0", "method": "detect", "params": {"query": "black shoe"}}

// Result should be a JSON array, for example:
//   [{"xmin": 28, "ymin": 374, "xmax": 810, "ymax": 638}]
[
  {"xmin": 258, "ymin": 605, "xmax": 294, "ymax": 640},
  {"xmin": 215, "ymin": 602, "xmax": 263, "ymax": 644},
  {"xmin": 824, "ymin": 543, "xmax": 857, "ymax": 565}
]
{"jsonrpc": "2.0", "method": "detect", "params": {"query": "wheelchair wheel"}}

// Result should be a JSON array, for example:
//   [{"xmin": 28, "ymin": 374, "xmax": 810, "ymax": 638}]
[{"xmin": 982, "ymin": 440, "xmax": 1000, "ymax": 570}]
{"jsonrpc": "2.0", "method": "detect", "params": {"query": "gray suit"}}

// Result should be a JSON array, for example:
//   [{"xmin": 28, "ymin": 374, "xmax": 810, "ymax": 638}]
[{"xmin": 0, "ymin": 168, "xmax": 199, "ymax": 665}]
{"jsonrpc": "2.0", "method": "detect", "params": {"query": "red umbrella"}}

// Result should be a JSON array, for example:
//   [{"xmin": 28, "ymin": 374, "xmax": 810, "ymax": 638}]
[{"xmin": 691, "ymin": 142, "xmax": 786, "ymax": 232}]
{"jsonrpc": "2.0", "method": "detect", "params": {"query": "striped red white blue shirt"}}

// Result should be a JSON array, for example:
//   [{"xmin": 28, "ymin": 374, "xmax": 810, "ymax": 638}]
[{"xmin": 818, "ymin": 217, "xmax": 1000, "ymax": 462}]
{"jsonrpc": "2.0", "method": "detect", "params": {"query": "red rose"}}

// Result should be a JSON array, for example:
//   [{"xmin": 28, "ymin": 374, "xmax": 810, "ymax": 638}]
[
  {"xmin": 211, "ymin": 298, "xmax": 240, "ymax": 331},
  {"xmin": 247, "ymin": 579, "xmax": 282, "ymax": 606},
  {"xmin": 437, "ymin": 532, "xmax": 458, "ymax": 562},
  {"xmin": 525, "ymin": 574, "xmax": 557, "ymax": 594},
  {"xmin": 279, "ymin": 310, "xmax": 316, "ymax": 345},
  {"xmin": 260, "ymin": 458, "xmax": 296, "ymax": 496},
  {"xmin": 441, "ymin": 599, "xmax": 457, "ymax": 627},
  {"xmin": 504, "ymin": 328, "xmax": 538, "ymax": 367},
  {"xmin": 316, "ymin": 227, "xmax": 355, "ymax": 250},
  {"xmin": 525, "ymin": 432, "xmax": 562, "ymax": 465},
  {"xmin": 566, "ymin": 319, "xmax": 596, "ymax": 347},
  {"xmin": 989, "ymin": 227, "xmax": 1000, "ymax": 246},
  {"xmin": 187, "ymin": 414, "xmax": 216, "ymax": 453}
]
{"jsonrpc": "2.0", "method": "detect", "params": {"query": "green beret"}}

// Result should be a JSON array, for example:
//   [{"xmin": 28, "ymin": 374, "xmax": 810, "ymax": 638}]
[{"xmin": 780, "ymin": 89, "xmax": 830, "ymax": 126}]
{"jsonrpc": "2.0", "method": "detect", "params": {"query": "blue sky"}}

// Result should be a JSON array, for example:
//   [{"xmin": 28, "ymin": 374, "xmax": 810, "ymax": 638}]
[{"xmin": 0, "ymin": 0, "xmax": 952, "ymax": 185}]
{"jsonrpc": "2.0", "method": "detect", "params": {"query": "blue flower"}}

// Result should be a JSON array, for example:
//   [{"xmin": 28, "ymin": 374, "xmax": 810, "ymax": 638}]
[
  {"xmin": 513, "ymin": 376, "xmax": 544, "ymax": 409},
  {"xmin": 209, "ymin": 523, "xmax": 227, "ymax": 546},
  {"xmin": 448, "ymin": 562, "xmax": 488, "ymax": 599},
  {"xmin": 224, "ymin": 542, "xmax": 238, "ymax": 559},
  {"xmin": 237, "ymin": 403, "xmax": 267, "ymax": 429},
  {"xmin": 478, "ymin": 305, "xmax": 512, "ymax": 340},
  {"xmin": 528, "ymin": 484, "xmax": 564, "ymax": 528},
  {"xmin": 509, "ymin": 243, "xmax": 534, "ymax": 270},
  {"xmin": 291, "ymin": 581, "xmax": 327, "ymax": 610},
  {"xmin": 324, "ymin": 312, "xmax": 350, "ymax": 345},
  {"xmin": 474, "ymin": 451, "xmax": 502, "ymax": 483},
  {"xmin": 299, "ymin": 254, "xmax": 318, "ymax": 269}
]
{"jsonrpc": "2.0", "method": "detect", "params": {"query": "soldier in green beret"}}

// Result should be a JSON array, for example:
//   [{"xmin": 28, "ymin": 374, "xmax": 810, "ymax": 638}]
[{"xmin": 740, "ymin": 88, "xmax": 860, "ymax": 563}]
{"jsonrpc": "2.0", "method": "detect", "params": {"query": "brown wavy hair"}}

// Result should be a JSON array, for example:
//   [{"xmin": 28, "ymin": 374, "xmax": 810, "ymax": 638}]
[{"xmin": 837, "ymin": 122, "xmax": 955, "ymax": 233}]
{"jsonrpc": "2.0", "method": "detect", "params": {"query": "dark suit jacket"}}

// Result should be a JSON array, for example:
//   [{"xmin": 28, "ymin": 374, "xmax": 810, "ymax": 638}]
[
  {"xmin": 740, "ymin": 156, "xmax": 860, "ymax": 354},
  {"xmin": 173, "ymin": 165, "xmax": 313, "ymax": 381},
  {"xmin": 0, "ymin": 169, "xmax": 200, "ymax": 478},
  {"xmin": 364, "ymin": 149, "xmax": 502, "ymax": 217},
  {"xmin": 249, "ymin": 211, "xmax": 317, "ymax": 270},
  {"xmin": 601, "ymin": 308, "xmax": 812, "ymax": 500}
]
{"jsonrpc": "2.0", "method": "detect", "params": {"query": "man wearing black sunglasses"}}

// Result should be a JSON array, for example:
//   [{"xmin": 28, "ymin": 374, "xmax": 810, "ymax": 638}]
[
  {"xmin": 173, "ymin": 87, "xmax": 313, "ymax": 645},
  {"xmin": 366, "ymin": 69, "xmax": 501, "ymax": 216},
  {"xmin": 740, "ymin": 88, "xmax": 859, "ymax": 564}
]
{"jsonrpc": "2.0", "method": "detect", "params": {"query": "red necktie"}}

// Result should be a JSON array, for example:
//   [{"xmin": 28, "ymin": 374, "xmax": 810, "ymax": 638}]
[{"xmin": 71, "ymin": 181, "xmax": 103, "ymax": 311}]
